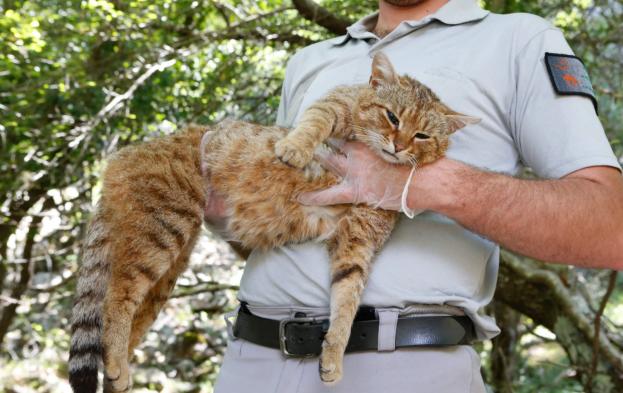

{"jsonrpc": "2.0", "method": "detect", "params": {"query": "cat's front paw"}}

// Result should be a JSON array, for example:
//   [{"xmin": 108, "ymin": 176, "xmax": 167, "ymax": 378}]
[
  {"xmin": 319, "ymin": 339, "xmax": 344, "ymax": 385},
  {"xmin": 275, "ymin": 137, "xmax": 314, "ymax": 168}
]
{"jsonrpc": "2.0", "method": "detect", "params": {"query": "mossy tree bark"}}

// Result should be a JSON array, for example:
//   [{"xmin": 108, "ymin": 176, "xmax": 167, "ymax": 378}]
[
  {"xmin": 496, "ymin": 252, "xmax": 622, "ymax": 392},
  {"xmin": 489, "ymin": 301, "xmax": 520, "ymax": 393}
]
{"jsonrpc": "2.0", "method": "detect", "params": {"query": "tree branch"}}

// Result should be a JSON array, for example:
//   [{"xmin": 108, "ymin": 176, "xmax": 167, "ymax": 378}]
[
  {"xmin": 0, "ymin": 198, "xmax": 54, "ymax": 347},
  {"xmin": 291, "ymin": 0, "xmax": 352, "ymax": 35},
  {"xmin": 496, "ymin": 251, "xmax": 623, "ymax": 391},
  {"xmin": 587, "ymin": 270, "xmax": 619, "ymax": 392},
  {"xmin": 67, "ymin": 58, "xmax": 178, "ymax": 150},
  {"xmin": 66, "ymin": 7, "xmax": 305, "ymax": 155},
  {"xmin": 0, "ymin": 187, "xmax": 49, "ymax": 295},
  {"xmin": 171, "ymin": 282, "xmax": 239, "ymax": 299},
  {"xmin": 490, "ymin": 301, "xmax": 520, "ymax": 393}
]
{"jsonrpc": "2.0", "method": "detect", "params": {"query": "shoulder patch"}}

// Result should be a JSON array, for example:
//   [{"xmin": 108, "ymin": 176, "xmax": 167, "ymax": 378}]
[{"xmin": 544, "ymin": 52, "xmax": 598, "ymax": 114}]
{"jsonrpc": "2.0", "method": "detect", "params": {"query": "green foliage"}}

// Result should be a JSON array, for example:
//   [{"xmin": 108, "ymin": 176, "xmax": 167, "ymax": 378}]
[{"xmin": 0, "ymin": 1, "xmax": 321, "ymax": 390}]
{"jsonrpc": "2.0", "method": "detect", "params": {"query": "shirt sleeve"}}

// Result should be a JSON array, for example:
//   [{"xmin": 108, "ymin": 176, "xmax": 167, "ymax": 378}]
[{"xmin": 511, "ymin": 28, "xmax": 621, "ymax": 179}]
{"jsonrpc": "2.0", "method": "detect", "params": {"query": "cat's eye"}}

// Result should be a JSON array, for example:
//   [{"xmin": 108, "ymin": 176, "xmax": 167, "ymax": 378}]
[
  {"xmin": 414, "ymin": 132, "xmax": 430, "ymax": 140},
  {"xmin": 386, "ymin": 110, "xmax": 400, "ymax": 127}
]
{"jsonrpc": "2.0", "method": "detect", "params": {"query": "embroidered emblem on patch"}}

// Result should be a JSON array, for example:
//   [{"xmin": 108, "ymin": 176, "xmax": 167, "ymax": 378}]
[{"xmin": 545, "ymin": 52, "xmax": 598, "ymax": 113}]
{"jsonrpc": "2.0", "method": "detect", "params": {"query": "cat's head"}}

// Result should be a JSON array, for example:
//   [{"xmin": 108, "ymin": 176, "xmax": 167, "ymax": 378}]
[{"xmin": 352, "ymin": 52, "xmax": 480, "ymax": 166}]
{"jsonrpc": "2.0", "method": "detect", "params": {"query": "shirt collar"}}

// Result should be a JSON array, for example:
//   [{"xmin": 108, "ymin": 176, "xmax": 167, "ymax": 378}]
[{"xmin": 333, "ymin": 0, "xmax": 489, "ymax": 46}]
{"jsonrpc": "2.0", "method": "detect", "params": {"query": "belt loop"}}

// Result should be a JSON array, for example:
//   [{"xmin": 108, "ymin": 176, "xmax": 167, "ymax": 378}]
[
  {"xmin": 377, "ymin": 309, "xmax": 399, "ymax": 352},
  {"xmin": 224, "ymin": 304, "xmax": 240, "ymax": 341}
]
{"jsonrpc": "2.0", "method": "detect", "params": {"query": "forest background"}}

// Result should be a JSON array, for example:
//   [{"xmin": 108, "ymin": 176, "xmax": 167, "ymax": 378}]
[{"xmin": 1, "ymin": 0, "xmax": 622, "ymax": 392}]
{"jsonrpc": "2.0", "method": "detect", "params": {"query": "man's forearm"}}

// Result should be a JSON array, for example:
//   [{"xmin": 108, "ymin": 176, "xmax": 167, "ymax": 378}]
[{"xmin": 416, "ymin": 160, "xmax": 623, "ymax": 269}]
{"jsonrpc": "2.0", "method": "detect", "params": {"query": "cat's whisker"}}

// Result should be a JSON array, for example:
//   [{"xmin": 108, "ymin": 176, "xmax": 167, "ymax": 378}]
[
  {"xmin": 407, "ymin": 155, "xmax": 418, "ymax": 167},
  {"xmin": 360, "ymin": 134, "xmax": 384, "ymax": 143},
  {"xmin": 351, "ymin": 125, "xmax": 386, "ymax": 140},
  {"xmin": 353, "ymin": 128, "xmax": 389, "ymax": 146},
  {"xmin": 354, "ymin": 133, "xmax": 383, "ymax": 145}
]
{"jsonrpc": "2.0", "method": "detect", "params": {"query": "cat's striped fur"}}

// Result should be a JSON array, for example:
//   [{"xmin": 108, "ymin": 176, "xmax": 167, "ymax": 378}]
[
  {"xmin": 69, "ymin": 127, "xmax": 206, "ymax": 393},
  {"xmin": 68, "ymin": 53, "xmax": 476, "ymax": 392}
]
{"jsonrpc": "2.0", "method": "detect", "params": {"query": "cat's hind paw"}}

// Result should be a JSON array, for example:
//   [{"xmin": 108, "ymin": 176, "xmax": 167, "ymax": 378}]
[
  {"xmin": 103, "ymin": 378, "xmax": 132, "ymax": 393},
  {"xmin": 104, "ymin": 357, "xmax": 131, "ymax": 392},
  {"xmin": 319, "ymin": 340, "xmax": 344, "ymax": 385},
  {"xmin": 275, "ymin": 138, "xmax": 314, "ymax": 168}
]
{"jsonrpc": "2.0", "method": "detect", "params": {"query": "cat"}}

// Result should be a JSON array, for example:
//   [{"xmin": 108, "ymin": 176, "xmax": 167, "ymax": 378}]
[{"xmin": 68, "ymin": 52, "xmax": 478, "ymax": 393}]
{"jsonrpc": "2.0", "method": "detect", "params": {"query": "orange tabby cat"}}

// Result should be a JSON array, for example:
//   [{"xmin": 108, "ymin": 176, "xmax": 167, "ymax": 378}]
[{"xmin": 68, "ymin": 52, "xmax": 477, "ymax": 392}]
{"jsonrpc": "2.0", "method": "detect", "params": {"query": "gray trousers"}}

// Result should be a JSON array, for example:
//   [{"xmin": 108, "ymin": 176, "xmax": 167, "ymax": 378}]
[
  {"xmin": 214, "ymin": 305, "xmax": 487, "ymax": 393},
  {"xmin": 214, "ymin": 339, "xmax": 486, "ymax": 393}
]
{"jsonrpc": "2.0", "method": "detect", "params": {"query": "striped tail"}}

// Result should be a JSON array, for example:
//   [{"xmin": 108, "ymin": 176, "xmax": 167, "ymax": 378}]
[{"xmin": 69, "ymin": 207, "xmax": 112, "ymax": 393}]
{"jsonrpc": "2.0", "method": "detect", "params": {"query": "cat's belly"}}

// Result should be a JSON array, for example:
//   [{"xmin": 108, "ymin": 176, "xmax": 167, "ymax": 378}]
[
  {"xmin": 238, "ymin": 211, "xmax": 501, "ymax": 340},
  {"xmin": 203, "ymin": 123, "xmax": 344, "ymax": 250}
]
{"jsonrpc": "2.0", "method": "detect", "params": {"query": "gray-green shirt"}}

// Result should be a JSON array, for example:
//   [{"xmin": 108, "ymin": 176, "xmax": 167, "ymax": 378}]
[{"xmin": 238, "ymin": 0, "xmax": 621, "ymax": 339}]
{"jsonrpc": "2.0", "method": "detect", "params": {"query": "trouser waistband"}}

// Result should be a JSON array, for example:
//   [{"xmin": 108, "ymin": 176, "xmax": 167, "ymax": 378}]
[
  {"xmin": 236, "ymin": 302, "xmax": 466, "ymax": 320},
  {"xmin": 227, "ymin": 302, "xmax": 475, "ymax": 357}
]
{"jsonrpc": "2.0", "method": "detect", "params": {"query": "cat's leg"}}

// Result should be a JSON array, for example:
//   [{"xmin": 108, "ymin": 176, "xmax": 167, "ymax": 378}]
[
  {"xmin": 102, "ymin": 217, "xmax": 200, "ymax": 393},
  {"xmin": 275, "ymin": 92, "xmax": 354, "ymax": 168},
  {"xmin": 108, "ymin": 249, "xmax": 194, "ymax": 393},
  {"xmin": 101, "ymin": 247, "xmax": 169, "ymax": 393},
  {"xmin": 320, "ymin": 207, "xmax": 397, "ymax": 384},
  {"xmin": 126, "ymin": 230, "xmax": 199, "ymax": 356},
  {"xmin": 102, "ymin": 201, "xmax": 203, "ymax": 393}
]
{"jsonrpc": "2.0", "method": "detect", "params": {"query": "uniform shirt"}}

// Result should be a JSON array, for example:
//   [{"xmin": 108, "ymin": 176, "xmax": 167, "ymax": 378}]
[{"xmin": 237, "ymin": 0, "xmax": 620, "ymax": 339}]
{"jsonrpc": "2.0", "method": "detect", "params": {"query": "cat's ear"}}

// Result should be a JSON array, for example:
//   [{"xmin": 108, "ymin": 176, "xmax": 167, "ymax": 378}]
[
  {"xmin": 445, "ymin": 113, "xmax": 481, "ymax": 133},
  {"xmin": 370, "ymin": 52, "xmax": 398, "ymax": 88}
]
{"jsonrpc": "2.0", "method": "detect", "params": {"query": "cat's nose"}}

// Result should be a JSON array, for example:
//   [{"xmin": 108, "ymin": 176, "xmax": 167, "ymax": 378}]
[{"xmin": 394, "ymin": 142, "xmax": 406, "ymax": 152}]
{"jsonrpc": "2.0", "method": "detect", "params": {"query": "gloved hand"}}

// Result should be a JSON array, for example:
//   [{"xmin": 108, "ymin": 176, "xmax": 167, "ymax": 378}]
[
  {"xmin": 297, "ymin": 141, "xmax": 421, "ymax": 217},
  {"xmin": 201, "ymin": 130, "xmax": 236, "ymax": 239},
  {"xmin": 204, "ymin": 187, "xmax": 234, "ymax": 239}
]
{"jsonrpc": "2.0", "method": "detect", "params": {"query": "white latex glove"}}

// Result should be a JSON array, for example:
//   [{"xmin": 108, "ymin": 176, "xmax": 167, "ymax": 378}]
[
  {"xmin": 201, "ymin": 131, "xmax": 235, "ymax": 239},
  {"xmin": 297, "ymin": 141, "xmax": 421, "ymax": 217},
  {"xmin": 203, "ymin": 187, "xmax": 236, "ymax": 239}
]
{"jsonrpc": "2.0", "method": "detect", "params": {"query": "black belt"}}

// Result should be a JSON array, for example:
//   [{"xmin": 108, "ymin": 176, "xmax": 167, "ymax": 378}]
[{"xmin": 233, "ymin": 303, "xmax": 475, "ymax": 357}]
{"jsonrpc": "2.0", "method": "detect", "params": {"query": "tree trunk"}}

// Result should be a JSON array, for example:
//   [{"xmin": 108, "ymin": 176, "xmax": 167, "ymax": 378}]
[{"xmin": 489, "ymin": 301, "xmax": 520, "ymax": 393}]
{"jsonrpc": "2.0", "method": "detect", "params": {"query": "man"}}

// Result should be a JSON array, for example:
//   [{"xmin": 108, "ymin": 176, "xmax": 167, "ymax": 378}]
[{"xmin": 212, "ymin": 0, "xmax": 623, "ymax": 391}]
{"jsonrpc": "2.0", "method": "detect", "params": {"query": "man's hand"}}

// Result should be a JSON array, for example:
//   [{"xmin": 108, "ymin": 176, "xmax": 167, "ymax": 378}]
[
  {"xmin": 204, "ymin": 187, "xmax": 230, "ymax": 229},
  {"xmin": 298, "ymin": 142, "xmax": 623, "ymax": 269},
  {"xmin": 298, "ymin": 141, "xmax": 416, "ymax": 212},
  {"xmin": 298, "ymin": 141, "xmax": 452, "ymax": 216},
  {"xmin": 204, "ymin": 188, "xmax": 252, "ymax": 259}
]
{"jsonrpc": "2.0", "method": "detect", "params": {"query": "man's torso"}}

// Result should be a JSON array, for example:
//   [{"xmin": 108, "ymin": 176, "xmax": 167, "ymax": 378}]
[{"xmin": 237, "ymin": 1, "xmax": 617, "ymax": 340}]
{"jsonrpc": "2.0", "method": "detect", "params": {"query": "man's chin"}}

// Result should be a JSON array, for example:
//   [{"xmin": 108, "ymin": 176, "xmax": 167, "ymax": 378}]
[{"xmin": 382, "ymin": 0, "xmax": 427, "ymax": 7}]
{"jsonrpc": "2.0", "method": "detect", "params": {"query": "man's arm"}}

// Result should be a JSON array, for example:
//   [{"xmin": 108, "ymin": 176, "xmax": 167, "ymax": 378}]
[
  {"xmin": 203, "ymin": 188, "xmax": 252, "ymax": 260},
  {"xmin": 411, "ymin": 159, "xmax": 623, "ymax": 269},
  {"xmin": 298, "ymin": 142, "xmax": 623, "ymax": 270}
]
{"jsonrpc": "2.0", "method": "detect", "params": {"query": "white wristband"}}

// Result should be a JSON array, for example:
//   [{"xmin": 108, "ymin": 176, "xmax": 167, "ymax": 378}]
[{"xmin": 400, "ymin": 165, "xmax": 417, "ymax": 218}]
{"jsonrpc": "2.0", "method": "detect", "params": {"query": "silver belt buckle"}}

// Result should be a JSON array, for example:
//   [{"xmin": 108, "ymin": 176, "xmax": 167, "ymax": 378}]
[{"xmin": 278, "ymin": 316, "xmax": 318, "ymax": 357}]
